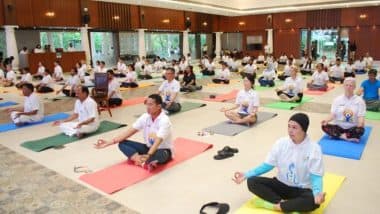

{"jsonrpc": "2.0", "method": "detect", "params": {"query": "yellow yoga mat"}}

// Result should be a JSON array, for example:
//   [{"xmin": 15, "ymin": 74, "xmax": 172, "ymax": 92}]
[
  {"xmin": 120, "ymin": 82, "xmax": 154, "ymax": 91},
  {"xmin": 235, "ymin": 173, "xmax": 345, "ymax": 214}
]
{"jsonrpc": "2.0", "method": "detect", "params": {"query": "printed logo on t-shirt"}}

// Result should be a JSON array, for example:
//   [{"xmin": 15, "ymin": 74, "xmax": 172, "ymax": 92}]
[
  {"xmin": 343, "ymin": 108, "xmax": 354, "ymax": 122},
  {"xmin": 286, "ymin": 163, "xmax": 299, "ymax": 185}
]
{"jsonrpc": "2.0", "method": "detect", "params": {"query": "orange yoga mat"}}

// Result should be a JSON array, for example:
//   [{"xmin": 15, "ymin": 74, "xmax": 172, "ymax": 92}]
[
  {"xmin": 80, "ymin": 137, "xmax": 213, "ymax": 194},
  {"xmin": 304, "ymin": 85, "xmax": 335, "ymax": 95},
  {"xmin": 203, "ymin": 90, "xmax": 238, "ymax": 102}
]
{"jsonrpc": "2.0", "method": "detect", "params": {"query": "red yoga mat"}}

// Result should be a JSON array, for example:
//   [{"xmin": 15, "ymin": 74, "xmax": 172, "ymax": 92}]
[
  {"xmin": 304, "ymin": 85, "xmax": 335, "ymax": 95},
  {"xmin": 121, "ymin": 97, "xmax": 146, "ymax": 106},
  {"xmin": 203, "ymin": 90, "xmax": 238, "ymax": 102},
  {"xmin": 80, "ymin": 137, "xmax": 213, "ymax": 194}
]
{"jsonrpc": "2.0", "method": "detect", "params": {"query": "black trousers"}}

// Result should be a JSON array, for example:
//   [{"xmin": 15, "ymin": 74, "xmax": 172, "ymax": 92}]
[
  {"xmin": 162, "ymin": 102, "xmax": 181, "ymax": 113},
  {"xmin": 344, "ymin": 72, "xmax": 355, "ymax": 78},
  {"xmin": 36, "ymin": 86, "xmax": 54, "ymax": 93},
  {"xmin": 109, "ymin": 98, "xmax": 122, "ymax": 106},
  {"xmin": 212, "ymin": 79, "xmax": 230, "ymax": 84},
  {"xmin": 322, "ymin": 124, "xmax": 364, "ymax": 139},
  {"xmin": 62, "ymin": 89, "xmax": 76, "ymax": 97},
  {"xmin": 277, "ymin": 74, "xmax": 289, "ymax": 81},
  {"xmin": 247, "ymin": 176, "xmax": 319, "ymax": 212},
  {"xmin": 277, "ymin": 91, "xmax": 303, "ymax": 102},
  {"xmin": 201, "ymin": 69, "xmax": 215, "ymax": 76},
  {"xmin": 121, "ymin": 82, "xmax": 139, "ymax": 88},
  {"xmin": 138, "ymin": 74, "xmax": 152, "ymax": 80}
]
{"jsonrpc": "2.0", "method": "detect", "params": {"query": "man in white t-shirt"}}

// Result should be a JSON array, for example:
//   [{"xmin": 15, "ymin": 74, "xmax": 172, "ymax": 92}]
[
  {"xmin": 95, "ymin": 94, "xmax": 173, "ymax": 171},
  {"xmin": 1, "ymin": 64, "xmax": 16, "ymax": 87},
  {"xmin": 307, "ymin": 63, "xmax": 329, "ymax": 91},
  {"xmin": 53, "ymin": 86, "xmax": 99, "ymax": 138},
  {"xmin": 329, "ymin": 58, "xmax": 344, "ymax": 83},
  {"xmin": 233, "ymin": 113, "xmax": 325, "ymax": 213},
  {"xmin": 158, "ymin": 68, "xmax": 181, "ymax": 114},
  {"xmin": 4, "ymin": 83, "xmax": 44, "ymax": 126},
  {"xmin": 56, "ymin": 68, "xmax": 80, "ymax": 97},
  {"xmin": 53, "ymin": 61, "xmax": 64, "ymax": 81},
  {"xmin": 363, "ymin": 52, "xmax": 373, "ymax": 69},
  {"xmin": 107, "ymin": 70, "xmax": 123, "ymax": 106},
  {"xmin": 241, "ymin": 59, "xmax": 257, "ymax": 79},
  {"xmin": 276, "ymin": 67, "xmax": 304, "ymax": 102}
]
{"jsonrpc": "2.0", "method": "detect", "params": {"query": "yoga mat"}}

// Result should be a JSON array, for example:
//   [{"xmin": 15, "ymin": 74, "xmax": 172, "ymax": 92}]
[
  {"xmin": 264, "ymin": 97, "xmax": 313, "ymax": 110},
  {"xmin": 21, "ymin": 120, "xmax": 126, "ymax": 152},
  {"xmin": 79, "ymin": 137, "xmax": 213, "ymax": 194},
  {"xmin": 171, "ymin": 102, "xmax": 206, "ymax": 115},
  {"xmin": 304, "ymin": 85, "xmax": 335, "ymax": 95},
  {"xmin": 120, "ymin": 82, "xmax": 154, "ymax": 91},
  {"xmin": 0, "ymin": 113, "xmax": 69, "ymax": 133},
  {"xmin": 318, "ymin": 126, "xmax": 372, "ymax": 160},
  {"xmin": 235, "ymin": 172, "xmax": 345, "ymax": 214},
  {"xmin": 365, "ymin": 111, "xmax": 380, "ymax": 120},
  {"xmin": 203, "ymin": 90, "xmax": 238, "ymax": 102},
  {"xmin": 0, "ymin": 101, "xmax": 18, "ymax": 108},
  {"xmin": 203, "ymin": 112, "xmax": 278, "ymax": 136}
]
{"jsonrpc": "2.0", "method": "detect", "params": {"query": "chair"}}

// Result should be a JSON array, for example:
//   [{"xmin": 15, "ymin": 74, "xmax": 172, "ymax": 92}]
[{"xmin": 92, "ymin": 72, "xmax": 112, "ymax": 117}]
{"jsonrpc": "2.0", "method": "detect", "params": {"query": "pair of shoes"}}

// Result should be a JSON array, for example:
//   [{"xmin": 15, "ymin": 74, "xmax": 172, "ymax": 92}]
[{"xmin": 213, "ymin": 146, "xmax": 239, "ymax": 160}]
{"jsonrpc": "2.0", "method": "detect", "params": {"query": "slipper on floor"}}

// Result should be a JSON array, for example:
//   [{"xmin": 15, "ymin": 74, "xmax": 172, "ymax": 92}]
[
  {"xmin": 200, "ymin": 202, "xmax": 230, "ymax": 214},
  {"xmin": 218, "ymin": 146, "xmax": 239, "ymax": 154},
  {"xmin": 213, "ymin": 151, "xmax": 234, "ymax": 160}
]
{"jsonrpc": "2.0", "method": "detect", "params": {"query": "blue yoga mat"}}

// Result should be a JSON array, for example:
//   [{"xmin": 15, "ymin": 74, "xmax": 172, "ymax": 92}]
[
  {"xmin": 318, "ymin": 126, "xmax": 372, "ymax": 160},
  {"xmin": 0, "ymin": 112, "xmax": 69, "ymax": 133},
  {"xmin": 0, "ymin": 101, "xmax": 18, "ymax": 108}
]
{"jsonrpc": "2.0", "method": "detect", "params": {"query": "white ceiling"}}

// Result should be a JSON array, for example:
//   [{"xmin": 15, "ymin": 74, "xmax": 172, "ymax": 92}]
[{"xmin": 99, "ymin": 0, "xmax": 380, "ymax": 16}]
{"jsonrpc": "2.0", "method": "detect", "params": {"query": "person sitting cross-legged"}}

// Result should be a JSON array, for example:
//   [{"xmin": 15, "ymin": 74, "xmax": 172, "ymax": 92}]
[
  {"xmin": 307, "ymin": 63, "xmax": 329, "ymax": 91},
  {"xmin": 95, "ymin": 94, "xmax": 173, "ymax": 171},
  {"xmin": 356, "ymin": 69, "xmax": 380, "ymax": 112},
  {"xmin": 275, "ymin": 66, "xmax": 304, "ymax": 103},
  {"xmin": 158, "ymin": 67, "xmax": 181, "ymax": 114}
]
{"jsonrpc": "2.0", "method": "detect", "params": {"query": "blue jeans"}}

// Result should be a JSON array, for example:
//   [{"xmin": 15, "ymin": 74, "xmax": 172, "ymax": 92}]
[{"xmin": 118, "ymin": 140, "xmax": 172, "ymax": 164}]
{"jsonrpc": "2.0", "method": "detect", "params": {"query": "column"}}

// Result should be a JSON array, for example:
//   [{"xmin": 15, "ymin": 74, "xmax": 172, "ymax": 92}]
[
  {"xmin": 137, "ymin": 29, "xmax": 146, "ymax": 59},
  {"xmin": 80, "ymin": 26, "xmax": 91, "ymax": 65},
  {"xmin": 214, "ymin": 32, "xmax": 222, "ymax": 59},
  {"xmin": 47, "ymin": 32, "xmax": 55, "ymax": 52},
  {"xmin": 265, "ymin": 29, "xmax": 273, "ymax": 55},
  {"xmin": 4, "ymin": 25, "xmax": 19, "ymax": 69},
  {"xmin": 182, "ymin": 30, "xmax": 189, "ymax": 57}
]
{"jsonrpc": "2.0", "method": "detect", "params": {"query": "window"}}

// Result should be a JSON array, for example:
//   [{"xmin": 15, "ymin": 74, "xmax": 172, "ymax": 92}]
[
  {"xmin": 145, "ymin": 32, "xmax": 180, "ymax": 60},
  {"xmin": 119, "ymin": 32, "xmax": 138, "ymax": 55},
  {"xmin": 40, "ymin": 31, "xmax": 81, "ymax": 51},
  {"xmin": 0, "ymin": 30, "xmax": 6, "ymax": 59},
  {"xmin": 222, "ymin": 33, "xmax": 242, "ymax": 51}
]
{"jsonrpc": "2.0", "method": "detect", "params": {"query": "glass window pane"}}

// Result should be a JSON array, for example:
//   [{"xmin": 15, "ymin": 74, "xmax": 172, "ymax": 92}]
[
  {"xmin": 221, "ymin": 33, "xmax": 242, "ymax": 51},
  {"xmin": 0, "ymin": 30, "xmax": 6, "ymax": 59},
  {"xmin": 62, "ymin": 32, "xmax": 81, "ymax": 50},
  {"xmin": 119, "ymin": 32, "xmax": 138, "ymax": 55},
  {"xmin": 145, "ymin": 32, "xmax": 180, "ymax": 60}
]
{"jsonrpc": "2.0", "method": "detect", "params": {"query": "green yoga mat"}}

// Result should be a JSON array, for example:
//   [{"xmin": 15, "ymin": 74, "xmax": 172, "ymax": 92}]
[
  {"xmin": 366, "ymin": 111, "xmax": 380, "ymax": 120},
  {"xmin": 171, "ymin": 101, "xmax": 206, "ymax": 115},
  {"xmin": 265, "ymin": 97, "xmax": 313, "ymax": 110},
  {"xmin": 21, "ymin": 121, "xmax": 126, "ymax": 152}
]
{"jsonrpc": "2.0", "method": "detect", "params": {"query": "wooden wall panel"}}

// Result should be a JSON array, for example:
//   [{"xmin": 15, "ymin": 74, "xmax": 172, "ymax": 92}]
[
  {"xmin": 14, "ymin": 0, "xmax": 33, "ymax": 27},
  {"xmin": 307, "ymin": 9, "xmax": 341, "ymax": 28},
  {"xmin": 273, "ymin": 29, "xmax": 300, "ymax": 58},
  {"xmin": 341, "ymin": 6, "xmax": 380, "ymax": 27},
  {"xmin": 184, "ymin": 11, "xmax": 214, "ymax": 33},
  {"xmin": 273, "ymin": 12, "xmax": 307, "ymax": 30},
  {"xmin": 242, "ymin": 30, "xmax": 267, "ymax": 57},
  {"xmin": 31, "ymin": 0, "xmax": 50, "ymax": 27},
  {"xmin": 3, "ymin": 0, "xmax": 17, "ymax": 25},
  {"xmin": 87, "ymin": 0, "xmax": 99, "ymax": 27},
  {"xmin": 50, "ymin": 0, "xmax": 81, "ymax": 27},
  {"xmin": 218, "ymin": 15, "xmax": 269, "ymax": 32},
  {"xmin": 97, "ymin": 1, "xmax": 131, "ymax": 30},
  {"xmin": 0, "ymin": 0, "xmax": 4, "ymax": 25},
  {"xmin": 140, "ymin": 6, "xmax": 184, "ymax": 30},
  {"xmin": 349, "ymin": 26, "xmax": 380, "ymax": 60},
  {"xmin": 129, "ymin": 5, "xmax": 140, "ymax": 29}
]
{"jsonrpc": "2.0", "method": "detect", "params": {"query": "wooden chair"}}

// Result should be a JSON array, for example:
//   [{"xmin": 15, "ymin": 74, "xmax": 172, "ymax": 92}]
[{"xmin": 92, "ymin": 72, "xmax": 112, "ymax": 117}]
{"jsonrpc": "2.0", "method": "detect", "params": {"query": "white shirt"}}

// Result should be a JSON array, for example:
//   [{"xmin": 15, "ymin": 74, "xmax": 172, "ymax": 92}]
[
  {"xmin": 265, "ymin": 136, "xmax": 324, "ymax": 188},
  {"xmin": 21, "ymin": 73, "xmax": 32, "ymax": 83},
  {"xmin": 244, "ymin": 64, "xmax": 257, "ymax": 74},
  {"xmin": 217, "ymin": 68, "xmax": 230, "ymax": 80},
  {"xmin": 179, "ymin": 61, "xmax": 188, "ymax": 71},
  {"xmin": 67, "ymin": 75, "xmax": 80, "ymax": 87},
  {"xmin": 257, "ymin": 55, "xmax": 265, "ymax": 62},
  {"xmin": 311, "ymin": 71, "xmax": 329, "ymax": 86},
  {"xmin": 345, "ymin": 64, "xmax": 354, "ymax": 73},
  {"xmin": 319, "ymin": 59, "xmax": 330, "ymax": 68},
  {"xmin": 354, "ymin": 60, "xmax": 366, "ymax": 70},
  {"xmin": 78, "ymin": 65, "xmax": 87, "ymax": 78},
  {"xmin": 363, "ymin": 56, "xmax": 373, "ymax": 67},
  {"xmin": 54, "ymin": 65, "xmax": 64, "ymax": 79},
  {"xmin": 279, "ymin": 55, "xmax": 288, "ymax": 62},
  {"xmin": 34, "ymin": 48, "xmax": 44, "ymax": 53},
  {"xmin": 159, "ymin": 79, "xmax": 180, "ymax": 103},
  {"xmin": 24, "ymin": 93, "xmax": 44, "ymax": 120},
  {"xmin": 6, "ymin": 70, "xmax": 16, "ymax": 83},
  {"xmin": 242, "ymin": 56, "xmax": 251, "ymax": 63},
  {"xmin": 37, "ymin": 66, "xmax": 45, "ymax": 75},
  {"xmin": 283, "ymin": 65, "xmax": 292, "ymax": 76},
  {"xmin": 0, "ymin": 69, "xmax": 4, "ymax": 79},
  {"xmin": 330, "ymin": 65, "xmax": 344, "ymax": 78},
  {"xmin": 135, "ymin": 61, "xmax": 144, "ymax": 72},
  {"xmin": 205, "ymin": 61, "xmax": 214, "ymax": 71},
  {"xmin": 41, "ymin": 74, "xmax": 54, "ymax": 88},
  {"xmin": 284, "ymin": 76, "xmax": 303, "ymax": 95},
  {"xmin": 108, "ymin": 79, "xmax": 122, "ymax": 99},
  {"xmin": 117, "ymin": 62, "xmax": 127, "ymax": 72},
  {"xmin": 125, "ymin": 71, "xmax": 137, "ymax": 82},
  {"xmin": 262, "ymin": 68, "xmax": 275, "ymax": 80},
  {"xmin": 235, "ymin": 89, "xmax": 259, "ymax": 115},
  {"xmin": 74, "ymin": 96, "xmax": 99, "ymax": 124},
  {"xmin": 143, "ymin": 64, "xmax": 153, "ymax": 75},
  {"xmin": 133, "ymin": 111, "xmax": 173, "ymax": 152},
  {"xmin": 331, "ymin": 94, "xmax": 366, "ymax": 129}
]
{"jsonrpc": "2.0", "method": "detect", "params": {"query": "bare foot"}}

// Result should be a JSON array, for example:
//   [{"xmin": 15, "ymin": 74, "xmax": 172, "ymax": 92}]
[
  {"xmin": 315, "ymin": 192, "xmax": 326, "ymax": 205},
  {"xmin": 340, "ymin": 134, "xmax": 360, "ymax": 143}
]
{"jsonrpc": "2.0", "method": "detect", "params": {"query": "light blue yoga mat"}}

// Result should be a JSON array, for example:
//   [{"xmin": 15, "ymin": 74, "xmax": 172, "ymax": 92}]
[
  {"xmin": 0, "ymin": 101, "xmax": 18, "ymax": 108},
  {"xmin": 318, "ymin": 126, "xmax": 372, "ymax": 160},
  {"xmin": 0, "ymin": 112, "xmax": 69, "ymax": 133}
]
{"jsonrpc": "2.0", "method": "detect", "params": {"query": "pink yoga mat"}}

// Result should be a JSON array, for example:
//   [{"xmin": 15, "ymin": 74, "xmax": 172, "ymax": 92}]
[
  {"xmin": 304, "ymin": 85, "xmax": 335, "ymax": 95},
  {"xmin": 80, "ymin": 137, "xmax": 213, "ymax": 194},
  {"xmin": 203, "ymin": 90, "xmax": 238, "ymax": 102}
]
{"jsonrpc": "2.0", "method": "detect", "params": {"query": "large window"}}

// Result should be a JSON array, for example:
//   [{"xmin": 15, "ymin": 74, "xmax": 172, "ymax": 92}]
[
  {"xmin": 145, "ymin": 32, "xmax": 180, "ymax": 60},
  {"xmin": 119, "ymin": 32, "xmax": 138, "ymax": 56},
  {"xmin": 0, "ymin": 31, "xmax": 6, "ymax": 60},
  {"xmin": 40, "ymin": 31, "xmax": 81, "ymax": 51},
  {"xmin": 90, "ymin": 32, "xmax": 116, "ymax": 67},
  {"xmin": 188, "ymin": 34, "xmax": 196, "ymax": 59},
  {"xmin": 221, "ymin": 33, "xmax": 242, "ymax": 51}
]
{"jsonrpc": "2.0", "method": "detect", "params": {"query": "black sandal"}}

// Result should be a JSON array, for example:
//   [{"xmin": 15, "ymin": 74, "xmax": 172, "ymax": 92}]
[
  {"xmin": 218, "ymin": 146, "xmax": 239, "ymax": 155},
  {"xmin": 200, "ymin": 202, "xmax": 230, "ymax": 214},
  {"xmin": 213, "ymin": 151, "xmax": 234, "ymax": 160}
]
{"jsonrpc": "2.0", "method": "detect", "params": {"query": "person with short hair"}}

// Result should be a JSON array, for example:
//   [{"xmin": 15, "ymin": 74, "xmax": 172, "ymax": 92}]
[
  {"xmin": 354, "ymin": 56, "xmax": 366, "ymax": 74},
  {"xmin": 36, "ymin": 69, "xmax": 54, "ymax": 93},
  {"xmin": 278, "ymin": 60, "xmax": 293, "ymax": 81},
  {"xmin": 33, "ymin": 62, "xmax": 45, "ymax": 80},
  {"xmin": 241, "ymin": 59, "xmax": 257, "ymax": 79},
  {"xmin": 233, "ymin": 113, "xmax": 325, "ymax": 213},
  {"xmin": 56, "ymin": 67, "xmax": 81, "ymax": 97},
  {"xmin": 138, "ymin": 59, "xmax": 153, "ymax": 80},
  {"xmin": 1, "ymin": 64, "xmax": 16, "ymax": 87},
  {"xmin": 16, "ymin": 68, "xmax": 32, "ymax": 89},
  {"xmin": 53, "ymin": 61, "xmax": 64, "ymax": 81},
  {"xmin": 121, "ymin": 64, "xmax": 138, "ymax": 88},
  {"xmin": 4, "ymin": 83, "xmax": 44, "ymax": 126},
  {"xmin": 180, "ymin": 65, "xmax": 202, "ymax": 92},
  {"xmin": 258, "ymin": 63, "xmax": 276, "ymax": 87},
  {"xmin": 329, "ymin": 58, "xmax": 344, "ymax": 84},
  {"xmin": 357, "ymin": 69, "xmax": 380, "ymax": 112},
  {"xmin": 307, "ymin": 63, "xmax": 329, "ymax": 91},
  {"xmin": 363, "ymin": 52, "xmax": 373, "ymax": 69},
  {"xmin": 322, "ymin": 77, "xmax": 366, "ymax": 142},
  {"xmin": 212, "ymin": 62, "xmax": 230, "ymax": 84},
  {"xmin": 95, "ymin": 94, "xmax": 173, "ymax": 171},
  {"xmin": 276, "ymin": 66, "xmax": 304, "ymax": 102},
  {"xmin": 220, "ymin": 75, "xmax": 259, "ymax": 126},
  {"xmin": 115, "ymin": 57, "xmax": 127, "ymax": 77},
  {"xmin": 344, "ymin": 58, "xmax": 355, "ymax": 78},
  {"xmin": 300, "ymin": 56, "xmax": 313, "ymax": 75},
  {"xmin": 106, "ymin": 69, "xmax": 123, "ymax": 106},
  {"xmin": 158, "ymin": 68, "xmax": 181, "ymax": 114},
  {"xmin": 201, "ymin": 57, "xmax": 215, "ymax": 76},
  {"xmin": 53, "ymin": 86, "xmax": 99, "ymax": 138}
]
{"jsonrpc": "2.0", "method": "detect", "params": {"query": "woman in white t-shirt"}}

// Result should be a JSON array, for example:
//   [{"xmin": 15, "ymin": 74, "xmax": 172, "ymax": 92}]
[
  {"xmin": 106, "ymin": 70, "xmax": 123, "ymax": 106},
  {"xmin": 56, "ymin": 68, "xmax": 81, "ymax": 97},
  {"xmin": 34, "ymin": 62, "xmax": 45, "ymax": 80},
  {"xmin": 233, "ymin": 113, "xmax": 325, "ymax": 213},
  {"xmin": 16, "ymin": 68, "xmax": 33, "ymax": 88},
  {"xmin": 258, "ymin": 63, "xmax": 276, "ymax": 87},
  {"xmin": 121, "ymin": 64, "xmax": 139, "ymax": 88},
  {"xmin": 278, "ymin": 60, "xmax": 293, "ymax": 81},
  {"xmin": 138, "ymin": 60, "xmax": 153, "ymax": 80},
  {"xmin": 115, "ymin": 57, "xmax": 127, "ymax": 77},
  {"xmin": 36, "ymin": 69, "xmax": 54, "ymax": 93},
  {"xmin": 276, "ymin": 67, "xmax": 304, "ymax": 102},
  {"xmin": 344, "ymin": 58, "xmax": 355, "ymax": 78},
  {"xmin": 220, "ymin": 75, "xmax": 259, "ymax": 126},
  {"xmin": 53, "ymin": 61, "xmax": 64, "ymax": 81},
  {"xmin": 2, "ymin": 65, "xmax": 16, "ymax": 87},
  {"xmin": 300, "ymin": 56, "xmax": 313, "ymax": 75},
  {"xmin": 212, "ymin": 62, "xmax": 230, "ymax": 84},
  {"xmin": 354, "ymin": 56, "xmax": 366, "ymax": 74},
  {"xmin": 307, "ymin": 63, "xmax": 329, "ymax": 91},
  {"xmin": 321, "ymin": 77, "xmax": 366, "ymax": 142}
]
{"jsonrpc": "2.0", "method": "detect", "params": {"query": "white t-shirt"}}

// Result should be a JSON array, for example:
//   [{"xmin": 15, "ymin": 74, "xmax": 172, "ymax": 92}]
[
  {"xmin": 34, "ymin": 48, "xmax": 44, "ymax": 53},
  {"xmin": 143, "ymin": 64, "xmax": 153, "ymax": 75},
  {"xmin": 311, "ymin": 71, "xmax": 329, "ymax": 86},
  {"xmin": 363, "ymin": 56, "xmax": 373, "ymax": 67},
  {"xmin": 74, "ymin": 96, "xmax": 99, "ymax": 124},
  {"xmin": 108, "ymin": 79, "xmax": 122, "ymax": 99},
  {"xmin": 242, "ymin": 56, "xmax": 251, "ymax": 63},
  {"xmin": 159, "ymin": 79, "xmax": 180, "ymax": 103},
  {"xmin": 41, "ymin": 74, "xmax": 54, "ymax": 88},
  {"xmin": 117, "ymin": 62, "xmax": 127, "ymax": 72},
  {"xmin": 235, "ymin": 89, "xmax": 259, "ymax": 115},
  {"xmin": 205, "ymin": 61, "xmax": 214, "ymax": 71},
  {"xmin": 257, "ymin": 55, "xmax": 265, "ymax": 62},
  {"xmin": 283, "ymin": 65, "xmax": 292, "ymax": 76},
  {"xmin": 345, "ymin": 64, "xmax": 354, "ymax": 73},
  {"xmin": 125, "ymin": 71, "xmax": 137, "ymax": 82},
  {"xmin": 330, "ymin": 65, "xmax": 344, "ymax": 78},
  {"xmin": 244, "ymin": 64, "xmax": 257, "ymax": 74},
  {"xmin": 284, "ymin": 76, "xmax": 303, "ymax": 95},
  {"xmin": 265, "ymin": 136, "xmax": 324, "ymax": 188},
  {"xmin": 6, "ymin": 70, "xmax": 16, "ymax": 83},
  {"xmin": 354, "ymin": 60, "xmax": 366, "ymax": 70},
  {"xmin": 0, "ymin": 69, "xmax": 4, "ymax": 79},
  {"xmin": 135, "ymin": 61, "xmax": 144, "ymax": 72},
  {"xmin": 78, "ymin": 65, "xmax": 87, "ymax": 78},
  {"xmin": 21, "ymin": 73, "xmax": 32, "ymax": 83},
  {"xmin": 24, "ymin": 93, "xmax": 44, "ymax": 120},
  {"xmin": 262, "ymin": 68, "xmax": 275, "ymax": 80},
  {"xmin": 319, "ymin": 59, "xmax": 330, "ymax": 68},
  {"xmin": 67, "ymin": 75, "xmax": 80, "ymax": 87},
  {"xmin": 179, "ymin": 61, "xmax": 188, "ymax": 71},
  {"xmin": 37, "ymin": 66, "xmax": 45, "ymax": 75},
  {"xmin": 133, "ymin": 111, "xmax": 173, "ymax": 152},
  {"xmin": 331, "ymin": 94, "xmax": 366, "ymax": 129},
  {"xmin": 54, "ymin": 65, "xmax": 64, "ymax": 79},
  {"xmin": 217, "ymin": 68, "xmax": 230, "ymax": 80}
]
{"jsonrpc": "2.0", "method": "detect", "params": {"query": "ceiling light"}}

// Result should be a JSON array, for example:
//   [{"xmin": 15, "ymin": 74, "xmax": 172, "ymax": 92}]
[
  {"xmin": 285, "ymin": 18, "xmax": 292, "ymax": 23},
  {"xmin": 45, "ymin": 11, "xmax": 55, "ymax": 17},
  {"xmin": 162, "ymin": 19, "xmax": 170, "ymax": 23},
  {"xmin": 202, "ymin": 21, "xmax": 208, "ymax": 26},
  {"xmin": 113, "ymin": 15, "xmax": 120, "ymax": 20},
  {"xmin": 359, "ymin": 14, "xmax": 367, "ymax": 19},
  {"xmin": 238, "ymin": 21, "xmax": 246, "ymax": 26}
]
